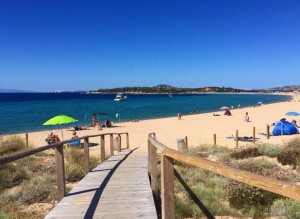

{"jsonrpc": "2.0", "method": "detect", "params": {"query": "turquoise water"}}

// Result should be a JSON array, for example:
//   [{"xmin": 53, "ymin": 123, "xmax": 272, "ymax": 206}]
[{"xmin": 0, "ymin": 93, "xmax": 289, "ymax": 134}]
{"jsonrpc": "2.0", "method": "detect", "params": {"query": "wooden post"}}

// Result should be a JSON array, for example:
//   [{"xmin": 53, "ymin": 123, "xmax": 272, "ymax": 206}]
[
  {"xmin": 184, "ymin": 136, "xmax": 188, "ymax": 148},
  {"xmin": 267, "ymin": 125, "xmax": 270, "ymax": 139},
  {"xmin": 126, "ymin": 133, "xmax": 129, "ymax": 149},
  {"xmin": 100, "ymin": 135, "xmax": 105, "ymax": 163},
  {"xmin": 84, "ymin": 138, "xmax": 90, "ymax": 175},
  {"xmin": 161, "ymin": 154, "xmax": 174, "ymax": 219},
  {"xmin": 253, "ymin": 127, "xmax": 256, "ymax": 143},
  {"xmin": 213, "ymin": 134, "xmax": 216, "ymax": 145},
  {"xmin": 236, "ymin": 130, "xmax": 238, "ymax": 148},
  {"xmin": 118, "ymin": 134, "xmax": 121, "ymax": 152},
  {"xmin": 149, "ymin": 144, "xmax": 158, "ymax": 201},
  {"xmin": 25, "ymin": 133, "xmax": 28, "ymax": 147},
  {"xmin": 110, "ymin": 134, "xmax": 114, "ymax": 156},
  {"xmin": 148, "ymin": 139, "xmax": 151, "ymax": 174},
  {"xmin": 55, "ymin": 144, "xmax": 65, "ymax": 201}
]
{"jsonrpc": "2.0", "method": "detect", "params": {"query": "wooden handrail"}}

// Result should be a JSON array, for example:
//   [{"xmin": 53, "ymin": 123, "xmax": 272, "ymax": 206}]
[
  {"xmin": 163, "ymin": 147, "xmax": 300, "ymax": 201},
  {"xmin": 148, "ymin": 134, "xmax": 167, "ymax": 152},
  {"xmin": 0, "ymin": 132, "xmax": 129, "ymax": 201},
  {"xmin": 0, "ymin": 133, "xmax": 129, "ymax": 166},
  {"xmin": 148, "ymin": 134, "xmax": 300, "ymax": 219}
]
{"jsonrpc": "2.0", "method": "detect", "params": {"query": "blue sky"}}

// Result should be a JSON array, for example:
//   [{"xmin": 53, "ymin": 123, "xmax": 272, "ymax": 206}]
[{"xmin": 0, "ymin": 0, "xmax": 299, "ymax": 92}]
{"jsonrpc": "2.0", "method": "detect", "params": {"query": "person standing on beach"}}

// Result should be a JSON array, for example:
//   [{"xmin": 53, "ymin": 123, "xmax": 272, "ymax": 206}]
[
  {"xmin": 178, "ymin": 112, "xmax": 182, "ymax": 120},
  {"xmin": 244, "ymin": 112, "xmax": 250, "ymax": 122}
]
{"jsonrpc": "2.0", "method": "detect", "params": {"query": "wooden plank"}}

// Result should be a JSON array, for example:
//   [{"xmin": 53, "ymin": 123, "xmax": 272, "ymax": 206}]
[
  {"xmin": 163, "ymin": 147, "xmax": 300, "ymax": 201},
  {"xmin": 100, "ymin": 135, "xmax": 105, "ymax": 163},
  {"xmin": 118, "ymin": 134, "xmax": 121, "ymax": 152},
  {"xmin": 110, "ymin": 134, "xmax": 114, "ymax": 156},
  {"xmin": 161, "ymin": 154, "xmax": 174, "ymax": 219},
  {"xmin": 84, "ymin": 138, "xmax": 89, "ymax": 175},
  {"xmin": 126, "ymin": 133, "xmax": 129, "ymax": 149},
  {"xmin": 45, "ymin": 149, "xmax": 157, "ymax": 219},
  {"xmin": 55, "ymin": 144, "xmax": 65, "ymax": 201},
  {"xmin": 253, "ymin": 127, "xmax": 256, "ymax": 143},
  {"xmin": 149, "ymin": 144, "xmax": 158, "ymax": 201}
]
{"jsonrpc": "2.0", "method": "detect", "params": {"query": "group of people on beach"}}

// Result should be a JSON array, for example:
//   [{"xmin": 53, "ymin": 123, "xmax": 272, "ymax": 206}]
[
  {"xmin": 45, "ymin": 131, "xmax": 79, "ymax": 145},
  {"xmin": 45, "ymin": 132, "xmax": 61, "ymax": 144}
]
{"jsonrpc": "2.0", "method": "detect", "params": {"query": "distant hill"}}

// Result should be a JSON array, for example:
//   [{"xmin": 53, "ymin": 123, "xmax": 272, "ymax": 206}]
[
  {"xmin": 249, "ymin": 85, "xmax": 300, "ymax": 93},
  {"xmin": 0, "ymin": 88, "xmax": 36, "ymax": 93},
  {"xmin": 90, "ymin": 85, "xmax": 246, "ymax": 94}
]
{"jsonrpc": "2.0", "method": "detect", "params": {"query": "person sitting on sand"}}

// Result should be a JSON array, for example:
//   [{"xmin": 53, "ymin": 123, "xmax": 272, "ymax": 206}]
[
  {"xmin": 105, "ymin": 119, "xmax": 112, "ymax": 127},
  {"xmin": 53, "ymin": 135, "xmax": 61, "ymax": 143},
  {"xmin": 71, "ymin": 131, "xmax": 78, "ymax": 139},
  {"xmin": 224, "ymin": 109, "xmax": 232, "ymax": 116},
  {"xmin": 132, "ymin": 118, "xmax": 139, "ymax": 122},
  {"xmin": 292, "ymin": 120, "xmax": 298, "ymax": 127},
  {"xmin": 244, "ymin": 112, "xmax": 250, "ymax": 122},
  {"xmin": 45, "ymin": 132, "xmax": 55, "ymax": 144}
]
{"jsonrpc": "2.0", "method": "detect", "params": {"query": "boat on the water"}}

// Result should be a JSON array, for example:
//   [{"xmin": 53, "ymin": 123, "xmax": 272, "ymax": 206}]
[{"xmin": 114, "ymin": 93, "xmax": 127, "ymax": 101}]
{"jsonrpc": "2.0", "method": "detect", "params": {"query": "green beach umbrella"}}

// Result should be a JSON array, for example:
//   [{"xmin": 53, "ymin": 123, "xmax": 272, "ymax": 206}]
[{"xmin": 43, "ymin": 115, "xmax": 78, "ymax": 139}]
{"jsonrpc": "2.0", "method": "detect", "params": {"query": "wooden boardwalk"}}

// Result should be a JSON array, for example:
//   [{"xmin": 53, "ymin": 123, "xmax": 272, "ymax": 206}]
[{"xmin": 45, "ymin": 148, "xmax": 157, "ymax": 219}]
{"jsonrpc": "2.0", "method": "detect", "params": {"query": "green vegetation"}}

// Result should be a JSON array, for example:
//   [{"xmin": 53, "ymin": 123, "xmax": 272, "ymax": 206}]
[
  {"xmin": 65, "ymin": 148, "xmax": 99, "ymax": 182},
  {"xmin": 0, "ymin": 163, "xmax": 29, "ymax": 190},
  {"xmin": 91, "ymin": 84, "xmax": 245, "ymax": 94},
  {"xmin": 0, "ymin": 135, "xmax": 29, "ymax": 156},
  {"xmin": 277, "ymin": 138, "xmax": 300, "ymax": 168},
  {"xmin": 170, "ymin": 140, "xmax": 300, "ymax": 218},
  {"xmin": 0, "ymin": 136, "xmax": 100, "ymax": 218},
  {"xmin": 18, "ymin": 173, "xmax": 56, "ymax": 204}
]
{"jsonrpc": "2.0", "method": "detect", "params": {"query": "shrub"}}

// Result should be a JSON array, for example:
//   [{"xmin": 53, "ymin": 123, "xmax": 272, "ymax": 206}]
[
  {"xmin": 174, "ymin": 163, "xmax": 239, "ymax": 217},
  {"xmin": 175, "ymin": 193, "xmax": 197, "ymax": 218},
  {"xmin": 0, "ymin": 199, "xmax": 45, "ymax": 219},
  {"xmin": 231, "ymin": 157, "xmax": 278, "ymax": 175},
  {"xmin": 227, "ymin": 180, "xmax": 282, "ymax": 217},
  {"xmin": 18, "ymin": 173, "xmax": 55, "ymax": 204},
  {"xmin": 65, "ymin": 148, "xmax": 84, "ymax": 164},
  {"xmin": 65, "ymin": 163, "xmax": 84, "ymax": 182},
  {"xmin": 64, "ymin": 147, "xmax": 99, "ymax": 181},
  {"xmin": 271, "ymin": 199, "xmax": 300, "ymax": 219},
  {"xmin": 0, "ymin": 163, "xmax": 28, "ymax": 190},
  {"xmin": 257, "ymin": 143, "xmax": 283, "ymax": 157},
  {"xmin": 0, "ymin": 135, "xmax": 28, "ymax": 156},
  {"xmin": 187, "ymin": 145, "xmax": 230, "ymax": 158},
  {"xmin": 230, "ymin": 147, "xmax": 261, "ymax": 160},
  {"xmin": 90, "ymin": 156, "xmax": 99, "ymax": 170},
  {"xmin": 277, "ymin": 139, "xmax": 300, "ymax": 168}
]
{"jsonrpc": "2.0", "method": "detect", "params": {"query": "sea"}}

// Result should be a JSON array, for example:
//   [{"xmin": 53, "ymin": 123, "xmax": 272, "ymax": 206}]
[{"xmin": 0, "ymin": 93, "xmax": 289, "ymax": 135}]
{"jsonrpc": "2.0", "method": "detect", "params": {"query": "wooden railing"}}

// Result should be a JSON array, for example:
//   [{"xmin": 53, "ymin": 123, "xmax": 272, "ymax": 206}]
[
  {"xmin": 148, "ymin": 133, "xmax": 300, "ymax": 219},
  {"xmin": 0, "ymin": 132, "xmax": 129, "ymax": 201}
]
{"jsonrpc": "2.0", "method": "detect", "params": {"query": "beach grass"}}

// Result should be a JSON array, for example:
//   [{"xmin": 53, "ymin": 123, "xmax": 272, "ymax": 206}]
[
  {"xmin": 168, "ymin": 140, "xmax": 300, "ymax": 218},
  {"xmin": 0, "ymin": 137, "xmax": 100, "ymax": 218}
]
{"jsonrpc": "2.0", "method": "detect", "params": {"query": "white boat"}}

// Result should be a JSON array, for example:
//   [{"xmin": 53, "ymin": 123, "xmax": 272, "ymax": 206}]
[
  {"xmin": 168, "ymin": 90, "xmax": 172, "ymax": 97},
  {"xmin": 114, "ymin": 93, "xmax": 127, "ymax": 101}
]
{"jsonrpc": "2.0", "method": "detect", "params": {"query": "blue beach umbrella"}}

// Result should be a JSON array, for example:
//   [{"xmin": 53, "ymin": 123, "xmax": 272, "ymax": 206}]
[{"xmin": 285, "ymin": 112, "xmax": 300, "ymax": 116}]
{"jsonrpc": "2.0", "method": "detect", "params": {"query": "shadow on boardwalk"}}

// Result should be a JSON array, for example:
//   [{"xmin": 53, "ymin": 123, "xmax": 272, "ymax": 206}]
[{"xmin": 45, "ymin": 148, "xmax": 157, "ymax": 219}]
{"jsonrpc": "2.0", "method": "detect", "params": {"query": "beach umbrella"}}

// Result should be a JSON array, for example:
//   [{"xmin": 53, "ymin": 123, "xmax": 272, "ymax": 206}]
[
  {"xmin": 220, "ymin": 106, "xmax": 229, "ymax": 110},
  {"xmin": 285, "ymin": 112, "xmax": 300, "ymax": 116},
  {"xmin": 43, "ymin": 115, "xmax": 78, "ymax": 139}
]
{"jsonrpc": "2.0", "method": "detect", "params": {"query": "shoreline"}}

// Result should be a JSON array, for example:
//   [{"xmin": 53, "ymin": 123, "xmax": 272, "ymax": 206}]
[
  {"xmin": 3, "ymin": 92, "xmax": 297, "ymax": 154},
  {"xmin": 0, "ymin": 93, "xmax": 292, "ymax": 136},
  {"xmin": 0, "ymin": 92, "xmax": 295, "ymax": 135}
]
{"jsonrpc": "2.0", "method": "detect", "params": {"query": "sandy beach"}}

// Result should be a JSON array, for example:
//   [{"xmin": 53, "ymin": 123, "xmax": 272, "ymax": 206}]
[{"xmin": 7, "ymin": 92, "xmax": 298, "ymax": 157}]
